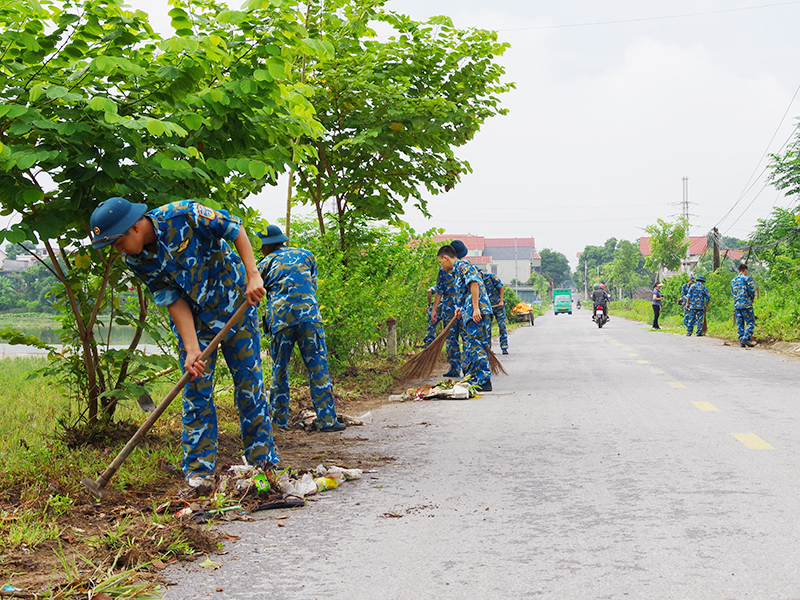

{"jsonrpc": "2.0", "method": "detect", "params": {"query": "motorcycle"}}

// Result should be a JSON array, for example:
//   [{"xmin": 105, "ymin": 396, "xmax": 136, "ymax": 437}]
[{"xmin": 594, "ymin": 305, "xmax": 607, "ymax": 328}]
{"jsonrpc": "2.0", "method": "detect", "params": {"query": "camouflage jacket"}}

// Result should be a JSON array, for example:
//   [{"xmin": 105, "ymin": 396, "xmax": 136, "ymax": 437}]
[
  {"xmin": 481, "ymin": 272, "xmax": 504, "ymax": 306},
  {"xmin": 686, "ymin": 282, "xmax": 710, "ymax": 310},
  {"xmin": 731, "ymin": 273, "xmax": 755, "ymax": 310},
  {"xmin": 453, "ymin": 259, "xmax": 492, "ymax": 318},
  {"xmin": 258, "ymin": 246, "xmax": 321, "ymax": 335},
  {"xmin": 125, "ymin": 201, "xmax": 250, "ymax": 338},
  {"xmin": 434, "ymin": 267, "xmax": 458, "ymax": 314}
]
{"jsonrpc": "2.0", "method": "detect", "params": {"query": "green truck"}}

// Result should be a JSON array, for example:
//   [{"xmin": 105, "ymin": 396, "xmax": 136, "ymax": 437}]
[{"xmin": 553, "ymin": 288, "xmax": 573, "ymax": 315}]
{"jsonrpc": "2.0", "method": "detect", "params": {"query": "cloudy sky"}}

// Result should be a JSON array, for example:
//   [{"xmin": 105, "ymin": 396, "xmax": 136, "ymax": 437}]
[{"xmin": 140, "ymin": 0, "xmax": 800, "ymax": 266}]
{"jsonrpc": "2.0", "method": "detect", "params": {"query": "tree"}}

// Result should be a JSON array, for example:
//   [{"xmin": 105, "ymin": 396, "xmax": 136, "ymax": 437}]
[
  {"xmin": 291, "ymin": 3, "xmax": 512, "ymax": 250},
  {"xmin": 768, "ymin": 129, "xmax": 800, "ymax": 200},
  {"xmin": 643, "ymin": 218, "xmax": 690, "ymax": 279},
  {"xmin": 606, "ymin": 239, "xmax": 645, "ymax": 298},
  {"xmin": 539, "ymin": 248, "xmax": 571, "ymax": 287},
  {"xmin": 0, "ymin": 0, "xmax": 323, "ymax": 424}
]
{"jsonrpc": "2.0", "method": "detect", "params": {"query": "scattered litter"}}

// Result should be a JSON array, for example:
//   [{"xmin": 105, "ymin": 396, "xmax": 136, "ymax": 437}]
[
  {"xmin": 394, "ymin": 380, "xmax": 476, "ymax": 401},
  {"xmin": 198, "ymin": 557, "xmax": 222, "ymax": 570}
]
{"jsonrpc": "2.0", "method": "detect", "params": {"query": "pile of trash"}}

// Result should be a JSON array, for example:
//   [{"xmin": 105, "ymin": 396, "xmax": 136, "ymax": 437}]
[
  {"xmin": 291, "ymin": 410, "xmax": 372, "ymax": 431},
  {"xmin": 390, "ymin": 378, "xmax": 478, "ymax": 402},
  {"xmin": 158, "ymin": 462, "xmax": 363, "ymax": 524}
]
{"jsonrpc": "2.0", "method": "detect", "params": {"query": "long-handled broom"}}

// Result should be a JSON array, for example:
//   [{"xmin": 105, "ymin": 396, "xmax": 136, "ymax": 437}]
[{"xmin": 397, "ymin": 315, "xmax": 507, "ymax": 380}]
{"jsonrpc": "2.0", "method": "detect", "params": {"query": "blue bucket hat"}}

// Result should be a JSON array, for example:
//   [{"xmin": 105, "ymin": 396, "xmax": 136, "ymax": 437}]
[
  {"xmin": 695, "ymin": 275, "xmax": 705, "ymax": 282},
  {"xmin": 90, "ymin": 197, "xmax": 148, "ymax": 249},
  {"xmin": 258, "ymin": 224, "xmax": 289, "ymax": 246},
  {"xmin": 450, "ymin": 239, "xmax": 468, "ymax": 259}
]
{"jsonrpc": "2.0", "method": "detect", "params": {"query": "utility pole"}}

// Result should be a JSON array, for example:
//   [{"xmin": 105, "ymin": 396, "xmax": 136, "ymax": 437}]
[
  {"xmin": 514, "ymin": 238, "xmax": 518, "ymax": 293},
  {"xmin": 712, "ymin": 227, "xmax": 720, "ymax": 271},
  {"xmin": 583, "ymin": 260, "xmax": 588, "ymax": 300}
]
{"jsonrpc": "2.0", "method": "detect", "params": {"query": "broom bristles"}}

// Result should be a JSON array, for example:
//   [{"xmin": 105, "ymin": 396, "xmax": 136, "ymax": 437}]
[
  {"xmin": 397, "ymin": 315, "xmax": 458, "ymax": 380},
  {"xmin": 487, "ymin": 346, "xmax": 507, "ymax": 376},
  {"xmin": 397, "ymin": 315, "xmax": 509, "ymax": 380}
]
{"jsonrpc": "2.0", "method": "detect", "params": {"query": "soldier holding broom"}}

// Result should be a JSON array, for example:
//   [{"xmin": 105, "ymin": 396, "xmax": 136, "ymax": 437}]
[{"xmin": 436, "ymin": 244, "xmax": 493, "ymax": 392}]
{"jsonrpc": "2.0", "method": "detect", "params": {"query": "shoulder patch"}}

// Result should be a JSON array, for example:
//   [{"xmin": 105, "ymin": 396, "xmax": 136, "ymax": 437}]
[
  {"xmin": 178, "ymin": 239, "xmax": 190, "ymax": 253},
  {"xmin": 197, "ymin": 205, "xmax": 216, "ymax": 221}
]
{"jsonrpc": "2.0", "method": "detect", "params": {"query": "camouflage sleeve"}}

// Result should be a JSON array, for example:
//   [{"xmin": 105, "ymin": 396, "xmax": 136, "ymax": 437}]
[{"xmin": 188, "ymin": 202, "xmax": 241, "ymax": 243}]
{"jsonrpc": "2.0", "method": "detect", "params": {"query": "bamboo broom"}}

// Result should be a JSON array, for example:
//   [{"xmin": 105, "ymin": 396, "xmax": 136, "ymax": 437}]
[
  {"xmin": 397, "ymin": 315, "xmax": 459, "ymax": 380},
  {"xmin": 397, "ymin": 315, "xmax": 508, "ymax": 380}
]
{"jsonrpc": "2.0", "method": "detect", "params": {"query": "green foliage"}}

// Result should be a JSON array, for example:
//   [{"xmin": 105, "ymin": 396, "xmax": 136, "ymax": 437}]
[
  {"xmin": 539, "ymin": 248, "xmax": 571, "ymax": 287},
  {"xmin": 291, "ymin": 3, "xmax": 513, "ymax": 246},
  {"xmin": 575, "ymin": 237, "xmax": 650, "ymax": 299},
  {"xmin": 768, "ymin": 127, "xmax": 800, "ymax": 198},
  {"xmin": 643, "ymin": 218, "xmax": 690, "ymax": 275},
  {"xmin": 285, "ymin": 217, "xmax": 439, "ymax": 366},
  {"xmin": 525, "ymin": 271, "xmax": 551, "ymax": 305}
]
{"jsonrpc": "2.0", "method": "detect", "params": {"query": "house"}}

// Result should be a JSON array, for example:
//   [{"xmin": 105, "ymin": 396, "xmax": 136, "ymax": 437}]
[
  {"xmin": 431, "ymin": 234, "xmax": 541, "ymax": 284},
  {"xmin": 639, "ymin": 236, "xmax": 747, "ymax": 275}
]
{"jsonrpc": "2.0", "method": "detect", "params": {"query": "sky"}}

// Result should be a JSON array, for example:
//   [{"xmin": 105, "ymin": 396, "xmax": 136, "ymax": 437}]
[{"xmin": 126, "ymin": 1, "xmax": 800, "ymax": 266}]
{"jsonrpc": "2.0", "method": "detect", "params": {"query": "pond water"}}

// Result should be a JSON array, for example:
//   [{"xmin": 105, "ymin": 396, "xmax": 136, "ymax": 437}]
[{"xmin": 0, "ymin": 318, "xmax": 166, "ymax": 358}]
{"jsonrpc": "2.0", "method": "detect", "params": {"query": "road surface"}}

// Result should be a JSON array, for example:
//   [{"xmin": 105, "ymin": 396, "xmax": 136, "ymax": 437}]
[{"xmin": 162, "ymin": 310, "xmax": 800, "ymax": 599}]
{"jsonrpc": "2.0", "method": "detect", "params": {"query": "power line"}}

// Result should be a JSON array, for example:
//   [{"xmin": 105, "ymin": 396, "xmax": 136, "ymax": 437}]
[
  {"xmin": 498, "ymin": 1, "xmax": 800, "ymax": 32},
  {"xmin": 713, "ymin": 80, "xmax": 800, "ymax": 231}
]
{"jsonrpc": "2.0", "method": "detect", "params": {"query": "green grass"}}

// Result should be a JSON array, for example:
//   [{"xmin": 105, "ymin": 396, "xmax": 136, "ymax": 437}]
[{"xmin": 609, "ymin": 299, "xmax": 740, "ymax": 341}]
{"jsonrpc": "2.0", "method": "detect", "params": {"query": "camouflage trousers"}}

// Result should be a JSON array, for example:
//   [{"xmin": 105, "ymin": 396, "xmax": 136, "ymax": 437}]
[
  {"xmin": 485, "ymin": 306, "xmax": 508, "ymax": 352},
  {"xmin": 178, "ymin": 310, "xmax": 277, "ymax": 479},
  {"xmin": 440, "ymin": 309, "xmax": 463, "ymax": 374},
  {"xmin": 462, "ymin": 313, "xmax": 491, "ymax": 387},
  {"xmin": 686, "ymin": 309, "xmax": 705, "ymax": 335},
  {"xmin": 734, "ymin": 308, "xmax": 755, "ymax": 342},
  {"xmin": 683, "ymin": 307, "xmax": 692, "ymax": 330},
  {"xmin": 424, "ymin": 305, "xmax": 442, "ymax": 347},
  {"xmin": 269, "ymin": 321, "xmax": 338, "ymax": 429}
]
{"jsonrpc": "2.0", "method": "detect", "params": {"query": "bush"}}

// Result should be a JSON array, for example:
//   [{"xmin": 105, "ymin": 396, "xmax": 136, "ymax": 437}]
[{"xmin": 287, "ymin": 218, "xmax": 439, "ymax": 367}]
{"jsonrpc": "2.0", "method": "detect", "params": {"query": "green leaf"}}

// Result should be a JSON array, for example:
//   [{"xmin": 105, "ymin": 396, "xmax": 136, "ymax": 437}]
[
  {"xmin": 145, "ymin": 119, "xmax": 167, "ymax": 136},
  {"xmin": 28, "ymin": 84, "xmax": 44, "ymax": 103},
  {"xmin": 248, "ymin": 160, "xmax": 267, "ymax": 179},
  {"xmin": 267, "ymin": 61, "xmax": 285, "ymax": 80},
  {"xmin": 94, "ymin": 56, "xmax": 116, "ymax": 75},
  {"xmin": 157, "ymin": 66, "xmax": 181, "ymax": 81},
  {"xmin": 254, "ymin": 69, "xmax": 272, "ymax": 82},
  {"xmin": 45, "ymin": 85, "xmax": 68, "ymax": 99},
  {"xmin": 89, "ymin": 97, "xmax": 106, "ymax": 111}
]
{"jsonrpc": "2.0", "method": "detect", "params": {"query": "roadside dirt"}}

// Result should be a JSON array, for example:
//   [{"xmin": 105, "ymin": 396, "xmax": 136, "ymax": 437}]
[{"xmin": 0, "ymin": 362, "xmax": 425, "ymax": 597}]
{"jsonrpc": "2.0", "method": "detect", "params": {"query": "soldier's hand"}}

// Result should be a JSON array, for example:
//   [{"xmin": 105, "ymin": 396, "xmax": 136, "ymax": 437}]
[{"xmin": 246, "ymin": 272, "xmax": 266, "ymax": 305}]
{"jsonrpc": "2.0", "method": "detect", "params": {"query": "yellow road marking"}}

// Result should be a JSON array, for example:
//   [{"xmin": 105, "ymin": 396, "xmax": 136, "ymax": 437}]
[
  {"xmin": 650, "ymin": 368, "xmax": 664, "ymax": 374},
  {"xmin": 615, "ymin": 343, "xmax": 624, "ymax": 346},
  {"xmin": 628, "ymin": 353, "xmax": 639, "ymax": 357},
  {"xmin": 637, "ymin": 360, "xmax": 650, "ymax": 364},
  {"xmin": 621, "ymin": 347, "xmax": 631, "ymax": 350},
  {"xmin": 693, "ymin": 401, "xmax": 718, "ymax": 411},
  {"xmin": 732, "ymin": 433, "xmax": 774, "ymax": 449},
  {"xmin": 667, "ymin": 382, "xmax": 686, "ymax": 388}
]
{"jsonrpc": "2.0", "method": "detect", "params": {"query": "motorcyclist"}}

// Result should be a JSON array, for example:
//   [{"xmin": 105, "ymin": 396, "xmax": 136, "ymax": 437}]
[{"xmin": 591, "ymin": 283, "xmax": 610, "ymax": 321}]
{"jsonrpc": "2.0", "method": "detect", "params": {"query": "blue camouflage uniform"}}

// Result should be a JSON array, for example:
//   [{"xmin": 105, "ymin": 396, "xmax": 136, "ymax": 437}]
[
  {"xmin": 258, "ymin": 246, "xmax": 338, "ymax": 429},
  {"xmin": 452, "ymin": 259, "xmax": 492, "ymax": 387},
  {"xmin": 424, "ymin": 287, "xmax": 441, "ymax": 346},
  {"xmin": 731, "ymin": 272, "xmax": 756, "ymax": 343},
  {"xmin": 481, "ymin": 272, "xmax": 508, "ymax": 353},
  {"xmin": 680, "ymin": 281, "xmax": 694, "ymax": 329},
  {"xmin": 125, "ymin": 201, "xmax": 277, "ymax": 479},
  {"xmin": 685, "ymin": 280, "xmax": 710, "ymax": 336},
  {"xmin": 434, "ymin": 267, "xmax": 463, "ymax": 374}
]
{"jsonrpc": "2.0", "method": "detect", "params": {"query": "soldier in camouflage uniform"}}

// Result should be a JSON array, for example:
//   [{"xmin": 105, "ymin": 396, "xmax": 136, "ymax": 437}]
[
  {"xmin": 430, "ymin": 240, "xmax": 468, "ymax": 378},
  {"xmin": 481, "ymin": 271, "xmax": 508, "ymax": 355},
  {"xmin": 257, "ymin": 225, "xmax": 344, "ymax": 432},
  {"xmin": 90, "ymin": 198, "xmax": 278, "ymax": 498},
  {"xmin": 685, "ymin": 275, "xmax": 710, "ymax": 337},
  {"xmin": 437, "ymin": 245, "xmax": 493, "ymax": 392},
  {"xmin": 680, "ymin": 275, "xmax": 695, "ymax": 330},
  {"xmin": 731, "ymin": 264, "xmax": 757, "ymax": 347}
]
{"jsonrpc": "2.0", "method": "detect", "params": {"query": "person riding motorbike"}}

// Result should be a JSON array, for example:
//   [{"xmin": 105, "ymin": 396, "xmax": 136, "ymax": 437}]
[{"xmin": 591, "ymin": 283, "xmax": 610, "ymax": 321}]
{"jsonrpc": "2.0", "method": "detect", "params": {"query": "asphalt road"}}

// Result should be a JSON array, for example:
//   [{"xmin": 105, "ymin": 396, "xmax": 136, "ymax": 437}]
[{"xmin": 162, "ymin": 309, "xmax": 800, "ymax": 600}]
